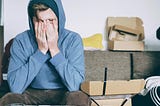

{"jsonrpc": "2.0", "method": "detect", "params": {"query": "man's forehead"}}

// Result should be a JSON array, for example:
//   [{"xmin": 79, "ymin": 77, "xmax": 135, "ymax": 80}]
[{"xmin": 36, "ymin": 8, "xmax": 57, "ymax": 20}]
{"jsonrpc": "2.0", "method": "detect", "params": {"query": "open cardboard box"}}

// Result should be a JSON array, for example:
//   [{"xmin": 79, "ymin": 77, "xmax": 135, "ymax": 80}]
[
  {"xmin": 107, "ymin": 17, "xmax": 144, "ymax": 40},
  {"xmin": 109, "ymin": 25, "xmax": 142, "ymax": 41},
  {"xmin": 106, "ymin": 17, "xmax": 145, "ymax": 51}
]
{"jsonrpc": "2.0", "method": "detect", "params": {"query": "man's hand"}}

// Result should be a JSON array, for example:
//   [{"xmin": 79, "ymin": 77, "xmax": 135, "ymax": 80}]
[
  {"xmin": 46, "ymin": 20, "xmax": 60, "ymax": 57},
  {"xmin": 34, "ymin": 19, "xmax": 48, "ymax": 54}
]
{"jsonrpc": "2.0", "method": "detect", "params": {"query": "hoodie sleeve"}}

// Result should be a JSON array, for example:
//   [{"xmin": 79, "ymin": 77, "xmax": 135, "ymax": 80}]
[
  {"xmin": 50, "ymin": 34, "xmax": 85, "ymax": 91},
  {"xmin": 7, "ymin": 38, "xmax": 49, "ymax": 94}
]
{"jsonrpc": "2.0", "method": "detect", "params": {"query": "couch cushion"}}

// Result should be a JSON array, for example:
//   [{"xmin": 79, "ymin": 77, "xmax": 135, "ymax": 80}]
[
  {"xmin": 84, "ymin": 51, "xmax": 131, "ymax": 81},
  {"xmin": 132, "ymin": 51, "xmax": 160, "ymax": 79}
]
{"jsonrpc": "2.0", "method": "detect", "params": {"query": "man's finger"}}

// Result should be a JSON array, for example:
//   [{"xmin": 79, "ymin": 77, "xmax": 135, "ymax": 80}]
[{"xmin": 33, "ymin": 18, "xmax": 38, "ymax": 37}]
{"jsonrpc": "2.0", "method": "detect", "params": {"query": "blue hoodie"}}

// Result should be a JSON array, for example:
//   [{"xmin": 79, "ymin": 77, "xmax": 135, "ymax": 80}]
[{"xmin": 7, "ymin": 0, "xmax": 85, "ymax": 94}]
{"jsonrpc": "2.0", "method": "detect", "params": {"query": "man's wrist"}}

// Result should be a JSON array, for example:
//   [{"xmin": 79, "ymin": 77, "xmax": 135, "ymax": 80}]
[
  {"xmin": 50, "ymin": 48, "xmax": 60, "ymax": 57},
  {"xmin": 39, "ymin": 49, "xmax": 48, "ymax": 55}
]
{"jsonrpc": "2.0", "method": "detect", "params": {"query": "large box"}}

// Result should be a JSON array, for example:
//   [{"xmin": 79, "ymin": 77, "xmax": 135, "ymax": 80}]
[
  {"xmin": 81, "ymin": 79, "xmax": 145, "ymax": 96},
  {"xmin": 91, "ymin": 98, "xmax": 131, "ymax": 106},
  {"xmin": 108, "ymin": 41, "xmax": 144, "ymax": 51}
]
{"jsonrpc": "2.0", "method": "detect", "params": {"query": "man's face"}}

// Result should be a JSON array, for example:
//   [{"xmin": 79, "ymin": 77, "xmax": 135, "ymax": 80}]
[{"xmin": 34, "ymin": 8, "xmax": 58, "ymax": 27}]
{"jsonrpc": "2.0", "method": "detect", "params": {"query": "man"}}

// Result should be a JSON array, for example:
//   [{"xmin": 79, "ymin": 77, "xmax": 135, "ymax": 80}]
[{"xmin": 0, "ymin": 0, "xmax": 91, "ymax": 105}]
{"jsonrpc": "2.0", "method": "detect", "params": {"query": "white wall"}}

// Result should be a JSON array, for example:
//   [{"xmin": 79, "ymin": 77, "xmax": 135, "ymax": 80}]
[{"xmin": 4, "ymin": 0, "xmax": 160, "ymax": 51}]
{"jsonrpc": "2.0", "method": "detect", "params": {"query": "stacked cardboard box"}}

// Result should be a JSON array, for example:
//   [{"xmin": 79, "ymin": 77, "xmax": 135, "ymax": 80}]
[
  {"xmin": 107, "ymin": 17, "xmax": 145, "ymax": 51},
  {"xmin": 81, "ymin": 79, "xmax": 145, "ymax": 106}
]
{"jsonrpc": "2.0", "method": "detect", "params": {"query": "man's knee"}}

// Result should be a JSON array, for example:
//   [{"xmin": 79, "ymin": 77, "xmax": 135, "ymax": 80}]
[
  {"xmin": 1, "ymin": 92, "xmax": 15, "ymax": 101},
  {"xmin": 63, "ymin": 91, "xmax": 91, "ymax": 106},
  {"xmin": 0, "ymin": 92, "xmax": 24, "ymax": 106}
]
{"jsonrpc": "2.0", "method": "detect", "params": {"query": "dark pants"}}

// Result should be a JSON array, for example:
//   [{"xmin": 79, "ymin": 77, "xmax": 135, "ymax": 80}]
[{"xmin": 0, "ymin": 88, "xmax": 91, "ymax": 106}]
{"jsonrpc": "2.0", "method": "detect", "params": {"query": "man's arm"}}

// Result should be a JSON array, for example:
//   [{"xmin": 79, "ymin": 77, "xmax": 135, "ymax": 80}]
[
  {"xmin": 46, "ymin": 19, "xmax": 85, "ymax": 91},
  {"xmin": 7, "ymin": 39, "xmax": 49, "ymax": 94},
  {"xmin": 50, "ymin": 35, "xmax": 85, "ymax": 91}
]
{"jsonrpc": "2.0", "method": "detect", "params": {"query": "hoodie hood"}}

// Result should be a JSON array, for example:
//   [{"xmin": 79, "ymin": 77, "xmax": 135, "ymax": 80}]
[{"xmin": 28, "ymin": 0, "xmax": 66, "ymax": 36}]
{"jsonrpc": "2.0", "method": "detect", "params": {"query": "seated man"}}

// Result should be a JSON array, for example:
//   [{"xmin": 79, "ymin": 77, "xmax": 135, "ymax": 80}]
[{"xmin": 0, "ymin": 0, "xmax": 91, "ymax": 105}]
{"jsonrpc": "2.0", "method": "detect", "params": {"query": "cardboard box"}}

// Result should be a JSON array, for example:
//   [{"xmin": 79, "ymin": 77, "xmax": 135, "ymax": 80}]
[
  {"xmin": 108, "ymin": 41, "xmax": 144, "ymax": 51},
  {"xmin": 107, "ymin": 17, "xmax": 143, "ymax": 28},
  {"xmin": 91, "ymin": 98, "xmax": 131, "ymax": 106},
  {"xmin": 113, "ymin": 25, "xmax": 142, "ymax": 37},
  {"xmin": 107, "ymin": 17, "xmax": 144, "ymax": 41},
  {"xmin": 81, "ymin": 79, "xmax": 145, "ymax": 96},
  {"xmin": 109, "ymin": 25, "xmax": 140, "ymax": 41},
  {"xmin": 109, "ymin": 30, "xmax": 139, "ymax": 41}
]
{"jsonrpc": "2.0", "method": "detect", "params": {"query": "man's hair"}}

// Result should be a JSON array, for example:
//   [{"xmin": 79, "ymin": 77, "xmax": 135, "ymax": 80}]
[{"xmin": 32, "ymin": 3, "xmax": 49, "ymax": 17}]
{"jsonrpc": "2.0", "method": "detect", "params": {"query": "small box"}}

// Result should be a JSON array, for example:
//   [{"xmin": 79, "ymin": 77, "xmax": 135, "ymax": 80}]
[
  {"xmin": 107, "ymin": 17, "xmax": 144, "ymax": 41},
  {"xmin": 81, "ymin": 79, "xmax": 145, "ymax": 96},
  {"xmin": 109, "ymin": 25, "xmax": 140, "ymax": 41},
  {"xmin": 108, "ymin": 41, "xmax": 144, "ymax": 51},
  {"xmin": 113, "ymin": 25, "xmax": 141, "ymax": 36}
]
